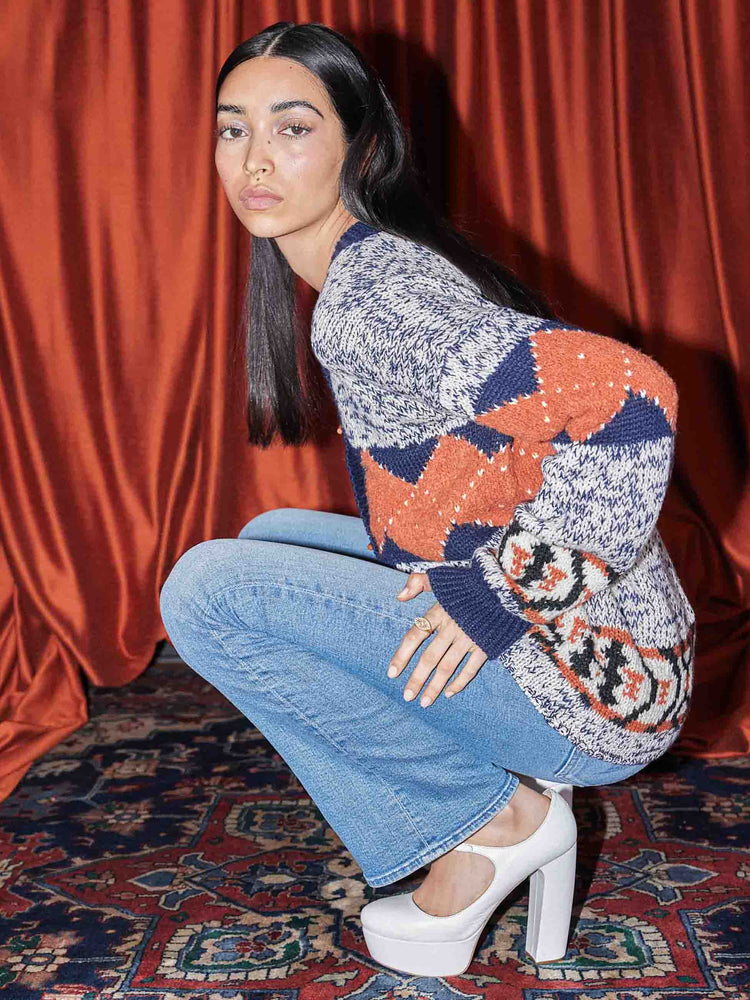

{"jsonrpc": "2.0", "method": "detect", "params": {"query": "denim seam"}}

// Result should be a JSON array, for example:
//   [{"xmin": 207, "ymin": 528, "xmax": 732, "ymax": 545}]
[
  {"xmin": 203, "ymin": 616, "xmax": 434, "ymax": 858},
  {"xmin": 552, "ymin": 743, "xmax": 579, "ymax": 781},
  {"xmin": 172, "ymin": 589, "xmax": 521, "ymax": 886},
  {"xmin": 365, "ymin": 772, "xmax": 520, "ymax": 887},
  {"xmin": 206, "ymin": 581, "xmax": 410, "ymax": 626}
]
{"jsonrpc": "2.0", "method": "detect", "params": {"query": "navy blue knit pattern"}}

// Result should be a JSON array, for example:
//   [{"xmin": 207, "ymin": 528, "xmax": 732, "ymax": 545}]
[{"xmin": 311, "ymin": 222, "xmax": 696, "ymax": 766}]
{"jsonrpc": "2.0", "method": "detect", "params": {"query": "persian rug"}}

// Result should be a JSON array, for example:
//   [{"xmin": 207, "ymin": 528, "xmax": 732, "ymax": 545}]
[{"xmin": 0, "ymin": 646, "xmax": 748, "ymax": 999}]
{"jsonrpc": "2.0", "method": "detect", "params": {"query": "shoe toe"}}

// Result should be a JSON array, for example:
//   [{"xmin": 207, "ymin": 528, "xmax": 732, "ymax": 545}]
[{"xmin": 361, "ymin": 893, "xmax": 421, "ymax": 937}]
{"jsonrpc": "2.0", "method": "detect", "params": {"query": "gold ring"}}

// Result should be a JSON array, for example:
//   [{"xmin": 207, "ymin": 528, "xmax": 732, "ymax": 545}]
[{"xmin": 413, "ymin": 616, "xmax": 433, "ymax": 632}]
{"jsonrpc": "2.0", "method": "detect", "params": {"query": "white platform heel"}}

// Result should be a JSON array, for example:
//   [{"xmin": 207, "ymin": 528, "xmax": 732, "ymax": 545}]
[
  {"xmin": 521, "ymin": 778, "xmax": 577, "ymax": 962},
  {"xmin": 360, "ymin": 787, "xmax": 577, "ymax": 976}
]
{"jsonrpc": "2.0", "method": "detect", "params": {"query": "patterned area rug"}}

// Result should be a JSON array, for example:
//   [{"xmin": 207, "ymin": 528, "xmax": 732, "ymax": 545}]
[{"xmin": 0, "ymin": 647, "xmax": 748, "ymax": 999}]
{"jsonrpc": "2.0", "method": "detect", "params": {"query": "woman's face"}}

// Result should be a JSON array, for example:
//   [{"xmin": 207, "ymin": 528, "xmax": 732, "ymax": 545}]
[{"xmin": 214, "ymin": 56, "xmax": 349, "ymax": 240}]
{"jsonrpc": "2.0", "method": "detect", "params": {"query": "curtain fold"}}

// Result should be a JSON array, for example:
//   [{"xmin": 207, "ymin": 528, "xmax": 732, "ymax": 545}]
[{"xmin": 0, "ymin": 0, "xmax": 747, "ymax": 801}]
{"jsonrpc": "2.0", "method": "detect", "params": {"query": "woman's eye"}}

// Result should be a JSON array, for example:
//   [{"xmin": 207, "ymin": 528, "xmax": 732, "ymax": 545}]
[
  {"xmin": 213, "ymin": 122, "xmax": 311, "ymax": 141},
  {"xmin": 280, "ymin": 122, "xmax": 311, "ymax": 138},
  {"xmin": 214, "ymin": 124, "xmax": 244, "ymax": 141}
]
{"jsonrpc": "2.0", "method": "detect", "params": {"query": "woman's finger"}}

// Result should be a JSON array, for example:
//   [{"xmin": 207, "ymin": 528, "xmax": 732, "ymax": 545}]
[
  {"xmin": 443, "ymin": 651, "xmax": 487, "ymax": 698},
  {"xmin": 401, "ymin": 626, "xmax": 454, "ymax": 702},
  {"xmin": 387, "ymin": 603, "xmax": 441, "ymax": 678},
  {"xmin": 414, "ymin": 641, "xmax": 473, "ymax": 706},
  {"xmin": 396, "ymin": 571, "xmax": 432, "ymax": 600}
]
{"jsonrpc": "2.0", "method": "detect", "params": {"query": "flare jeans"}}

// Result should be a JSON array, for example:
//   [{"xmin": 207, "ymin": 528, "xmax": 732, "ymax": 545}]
[{"xmin": 158, "ymin": 508, "xmax": 644, "ymax": 887}]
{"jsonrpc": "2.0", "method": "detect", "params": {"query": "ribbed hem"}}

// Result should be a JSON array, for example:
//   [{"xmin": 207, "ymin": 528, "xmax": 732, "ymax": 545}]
[
  {"xmin": 362, "ymin": 771, "xmax": 520, "ymax": 888},
  {"xmin": 426, "ymin": 562, "xmax": 530, "ymax": 660}
]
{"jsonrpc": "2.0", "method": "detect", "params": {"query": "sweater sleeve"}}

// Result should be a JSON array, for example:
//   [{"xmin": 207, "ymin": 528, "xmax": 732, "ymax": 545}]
[
  {"xmin": 424, "ymin": 322, "xmax": 680, "ymax": 661},
  {"xmin": 318, "ymin": 234, "xmax": 680, "ymax": 663}
]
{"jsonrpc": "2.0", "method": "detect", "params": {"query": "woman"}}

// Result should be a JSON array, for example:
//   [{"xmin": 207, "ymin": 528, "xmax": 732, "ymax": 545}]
[{"xmin": 159, "ymin": 20, "xmax": 696, "ymax": 977}]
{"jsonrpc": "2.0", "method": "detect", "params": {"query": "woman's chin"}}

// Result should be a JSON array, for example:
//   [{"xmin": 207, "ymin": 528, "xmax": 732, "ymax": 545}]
[{"xmin": 235, "ymin": 209, "xmax": 288, "ymax": 238}]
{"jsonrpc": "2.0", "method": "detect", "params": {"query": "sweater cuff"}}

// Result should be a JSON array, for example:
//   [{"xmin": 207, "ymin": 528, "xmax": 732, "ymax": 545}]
[{"xmin": 426, "ymin": 562, "xmax": 531, "ymax": 661}]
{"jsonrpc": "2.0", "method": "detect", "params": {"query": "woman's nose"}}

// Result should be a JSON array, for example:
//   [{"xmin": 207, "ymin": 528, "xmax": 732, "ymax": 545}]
[{"xmin": 243, "ymin": 135, "xmax": 274, "ymax": 176}]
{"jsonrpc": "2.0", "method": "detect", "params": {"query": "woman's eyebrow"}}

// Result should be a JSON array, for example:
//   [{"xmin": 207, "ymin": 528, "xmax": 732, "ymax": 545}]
[{"xmin": 216, "ymin": 99, "xmax": 324, "ymax": 119}]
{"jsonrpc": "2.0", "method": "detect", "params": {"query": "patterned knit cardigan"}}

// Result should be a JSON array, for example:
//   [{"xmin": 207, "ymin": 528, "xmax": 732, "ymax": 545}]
[{"xmin": 311, "ymin": 220, "xmax": 696, "ymax": 767}]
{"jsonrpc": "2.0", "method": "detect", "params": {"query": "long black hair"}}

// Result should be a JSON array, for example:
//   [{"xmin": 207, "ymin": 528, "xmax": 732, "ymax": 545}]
[{"xmin": 216, "ymin": 21, "xmax": 559, "ymax": 447}]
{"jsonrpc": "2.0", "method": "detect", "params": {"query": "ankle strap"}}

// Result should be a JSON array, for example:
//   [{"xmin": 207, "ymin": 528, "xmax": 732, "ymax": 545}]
[{"xmin": 451, "ymin": 788, "xmax": 557, "ymax": 856}]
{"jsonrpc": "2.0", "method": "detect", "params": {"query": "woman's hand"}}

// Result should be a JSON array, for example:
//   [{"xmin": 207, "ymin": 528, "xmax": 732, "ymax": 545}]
[{"xmin": 388, "ymin": 571, "xmax": 488, "ymax": 706}]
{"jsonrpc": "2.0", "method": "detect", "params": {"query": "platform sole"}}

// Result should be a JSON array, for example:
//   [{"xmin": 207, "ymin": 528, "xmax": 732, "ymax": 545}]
[{"xmin": 362, "ymin": 923, "xmax": 488, "ymax": 977}]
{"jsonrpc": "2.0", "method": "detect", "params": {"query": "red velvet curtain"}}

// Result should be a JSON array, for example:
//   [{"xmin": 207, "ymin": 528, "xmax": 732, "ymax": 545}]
[{"xmin": 0, "ymin": 0, "xmax": 747, "ymax": 802}]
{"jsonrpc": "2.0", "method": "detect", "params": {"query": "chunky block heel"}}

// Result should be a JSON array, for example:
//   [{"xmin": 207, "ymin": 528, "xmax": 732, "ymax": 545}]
[
  {"xmin": 525, "ymin": 840, "xmax": 577, "ymax": 962},
  {"xmin": 360, "ymin": 787, "xmax": 578, "ymax": 976}
]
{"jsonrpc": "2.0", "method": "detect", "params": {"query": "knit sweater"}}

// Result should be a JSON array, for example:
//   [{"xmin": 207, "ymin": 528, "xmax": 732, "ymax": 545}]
[{"xmin": 311, "ymin": 220, "xmax": 695, "ymax": 767}]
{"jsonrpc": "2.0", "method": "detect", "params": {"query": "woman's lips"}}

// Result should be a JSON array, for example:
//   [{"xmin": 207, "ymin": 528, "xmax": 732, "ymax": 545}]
[{"xmin": 239, "ymin": 187, "xmax": 283, "ymax": 210}]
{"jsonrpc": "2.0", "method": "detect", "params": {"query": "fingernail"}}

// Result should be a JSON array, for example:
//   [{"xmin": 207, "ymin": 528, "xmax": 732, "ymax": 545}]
[
  {"xmin": 397, "ymin": 588, "xmax": 407, "ymax": 597},
  {"xmin": 387, "ymin": 666, "xmax": 397, "ymax": 678},
  {"xmin": 444, "ymin": 690, "xmax": 454, "ymax": 698},
  {"xmin": 403, "ymin": 689, "xmax": 415, "ymax": 701},
  {"xmin": 420, "ymin": 696, "xmax": 432, "ymax": 707}
]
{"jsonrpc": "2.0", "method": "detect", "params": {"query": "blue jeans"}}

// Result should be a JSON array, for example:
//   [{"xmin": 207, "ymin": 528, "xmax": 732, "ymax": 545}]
[{"xmin": 159, "ymin": 508, "xmax": 643, "ymax": 887}]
